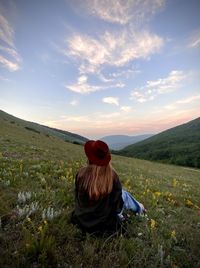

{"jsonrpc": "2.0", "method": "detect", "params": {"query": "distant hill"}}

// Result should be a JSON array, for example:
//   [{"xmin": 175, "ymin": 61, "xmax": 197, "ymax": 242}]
[
  {"xmin": 101, "ymin": 134, "xmax": 153, "ymax": 150},
  {"xmin": 117, "ymin": 117, "xmax": 200, "ymax": 168},
  {"xmin": 0, "ymin": 110, "xmax": 88, "ymax": 145}
]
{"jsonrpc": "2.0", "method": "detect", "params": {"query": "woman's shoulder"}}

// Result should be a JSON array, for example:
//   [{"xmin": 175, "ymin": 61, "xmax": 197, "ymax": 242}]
[{"xmin": 112, "ymin": 169, "xmax": 119, "ymax": 180}]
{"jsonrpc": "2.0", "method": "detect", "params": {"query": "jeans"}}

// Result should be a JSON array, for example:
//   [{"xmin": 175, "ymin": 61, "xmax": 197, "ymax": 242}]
[{"xmin": 118, "ymin": 189, "xmax": 145, "ymax": 218}]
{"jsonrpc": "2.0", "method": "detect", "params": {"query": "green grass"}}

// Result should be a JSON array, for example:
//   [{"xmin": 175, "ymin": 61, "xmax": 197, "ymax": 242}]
[
  {"xmin": 0, "ymin": 116, "xmax": 200, "ymax": 267},
  {"xmin": 118, "ymin": 117, "xmax": 200, "ymax": 168}
]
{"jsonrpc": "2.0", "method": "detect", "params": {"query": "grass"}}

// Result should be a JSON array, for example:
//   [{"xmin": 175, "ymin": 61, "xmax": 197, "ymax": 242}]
[{"xmin": 0, "ymin": 117, "xmax": 200, "ymax": 267}]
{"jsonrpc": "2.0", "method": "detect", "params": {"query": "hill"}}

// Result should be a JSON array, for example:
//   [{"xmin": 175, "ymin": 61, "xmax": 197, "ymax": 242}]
[
  {"xmin": 101, "ymin": 134, "xmax": 153, "ymax": 150},
  {"xmin": 0, "ymin": 110, "xmax": 88, "ymax": 145},
  {"xmin": 0, "ymin": 113, "xmax": 200, "ymax": 267},
  {"xmin": 117, "ymin": 117, "xmax": 200, "ymax": 168}
]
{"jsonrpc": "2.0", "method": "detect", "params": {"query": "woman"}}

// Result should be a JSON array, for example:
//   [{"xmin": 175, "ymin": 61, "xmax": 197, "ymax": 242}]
[{"xmin": 71, "ymin": 140, "xmax": 146, "ymax": 234}]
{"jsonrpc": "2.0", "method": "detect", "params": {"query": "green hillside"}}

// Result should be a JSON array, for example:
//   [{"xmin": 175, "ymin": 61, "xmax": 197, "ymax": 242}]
[
  {"xmin": 0, "ymin": 110, "xmax": 88, "ymax": 145},
  {"xmin": 117, "ymin": 117, "xmax": 200, "ymax": 168},
  {"xmin": 0, "ymin": 114, "xmax": 200, "ymax": 267}
]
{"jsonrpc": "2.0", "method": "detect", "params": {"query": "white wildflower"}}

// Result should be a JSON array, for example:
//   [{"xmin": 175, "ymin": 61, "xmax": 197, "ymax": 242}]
[
  {"xmin": 17, "ymin": 191, "xmax": 32, "ymax": 204},
  {"xmin": 16, "ymin": 201, "xmax": 39, "ymax": 218},
  {"xmin": 4, "ymin": 180, "xmax": 11, "ymax": 186},
  {"xmin": 42, "ymin": 207, "xmax": 62, "ymax": 220}
]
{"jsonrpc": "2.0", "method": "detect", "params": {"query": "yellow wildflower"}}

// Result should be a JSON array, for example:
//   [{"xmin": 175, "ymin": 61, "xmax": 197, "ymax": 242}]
[
  {"xmin": 154, "ymin": 191, "xmax": 161, "ymax": 197},
  {"xmin": 185, "ymin": 199, "xmax": 193, "ymax": 207},
  {"xmin": 172, "ymin": 178, "xmax": 178, "ymax": 187},
  {"xmin": 171, "ymin": 230, "xmax": 176, "ymax": 238},
  {"xmin": 150, "ymin": 219, "xmax": 156, "ymax": 229}
]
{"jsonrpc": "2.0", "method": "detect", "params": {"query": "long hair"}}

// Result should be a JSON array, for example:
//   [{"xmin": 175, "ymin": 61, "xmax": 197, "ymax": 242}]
[{"xmin": 77, "ymin": 163, "xmax": 114, "ymax": 201}]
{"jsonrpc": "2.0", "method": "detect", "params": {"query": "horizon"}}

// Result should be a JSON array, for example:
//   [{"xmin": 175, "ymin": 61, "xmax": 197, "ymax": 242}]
[
  {"xmin": 0, "ymin": 0, "xmax": 200, "ymax": 139},
  {"xmin": 1, "ymin": 108, "xmax": 199, "ymax": 140}
]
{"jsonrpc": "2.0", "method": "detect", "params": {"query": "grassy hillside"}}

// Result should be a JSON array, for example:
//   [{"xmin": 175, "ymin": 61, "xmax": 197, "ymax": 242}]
[
  {"xmin": 0, "ymin": 110, "xmax": 88, "ymax": 145},
  {"xmin": 117, "ymin": 117, "xmax": 200, "ymax": 168},
  {"xmin": 0, "ymin": 116, "xmax": 200, "ymax": 267}
]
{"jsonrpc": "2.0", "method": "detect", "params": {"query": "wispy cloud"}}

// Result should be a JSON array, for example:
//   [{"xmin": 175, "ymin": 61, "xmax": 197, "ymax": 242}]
[
  {"xmin": 83, "ymin": 0, "xmax": 165, "ymax": 25},
  {"xmin": 165, "ymin": 94, "xmax": 200, "ymax": 110},
  {"xmin": 69, "ymin": 100, "xmax": 79, "ymax": 106},
  {"xmin": 65, "ymin": 29, "xmax": 163, "ymax": 74},
  {"xmin": 0, "ymin": 14, "xmax": 14, "ymax": 47},
  {"xmin": 188, "ymin": 29, "xmax": 200, "ymax": 48},
  {"xmin": 0, "ymin": 14, "xmax": 21, "ymax": 71},
  {"xmin": 0, "ymin": 74, "xmax": 10, "ymax": 82},
  {"xmin": 120, "ymin": 106, "xmax": 132, "ymax": 112},
  {"xmin": 102, "ymin": 97, "xmax": 119, "ymax": 106},
  {"xmin": 130, "ymin": 70, "xmax": 187, "ymax": 103},
  {"xmin": 66, "ymin": 75, "xmax": 101, "ymax": 94}
]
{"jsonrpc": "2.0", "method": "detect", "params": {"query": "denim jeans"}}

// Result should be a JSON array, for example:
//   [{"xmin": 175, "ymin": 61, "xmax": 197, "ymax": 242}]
[{"xmin": 118, "ymin": 189, "xmax": 144, "ymax": 218}]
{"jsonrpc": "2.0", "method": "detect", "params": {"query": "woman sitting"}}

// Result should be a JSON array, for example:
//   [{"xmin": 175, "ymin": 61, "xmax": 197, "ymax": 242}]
[{"xmin": 71, "ymin": 140, "xmax": 146, "ymax": 234}]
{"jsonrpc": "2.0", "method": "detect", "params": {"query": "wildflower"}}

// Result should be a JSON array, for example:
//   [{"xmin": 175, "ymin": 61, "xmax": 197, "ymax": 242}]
[
  {"xmin": 17, "ymin": 201, "xmax": 39, "ymax": 218},
  {"xmin": 17, "ymin": 191, "xmax": 32, "ymax": 204},
  {"xmin": 4, "ymin": 180, "xmax": 11, "ymax": 186},
  {"xmin": 171, "ymin": 230, "xmax": 176, "ymax": 238},
  {"xmin": 172, "ymin": 178, "xmax": 178, "ymax": 187},
  {"xmin": 150, "ymin": 219, "xmax": 156, "ymax": 229},
  {"xmin": 154, "ymin": 191, "xmax": 161, "ymax": 197},
  {"xmin": 172, "ymin": 264, "xmax": 179, "ymax": 268},
  {"xmin": 42, "ymin": 207, "xmax": 62, "ymax": 220},
  {"xmin": 38, "ymin": 226, "xmax": 43, "ymax": 232},
  {"xmin": 138, "ymin": 232, "xmax": 143, "ymax": 236},
  {"xmin": 40, "ymin": 177, "xmax": 46, "ymax": 185},
  {"xmin": 158, "ymin": 244, "xmax": 164, "ymax": 266},
  {"xmin": 185, "ymin": 199, "xmax": 193, "ymax": 207}
]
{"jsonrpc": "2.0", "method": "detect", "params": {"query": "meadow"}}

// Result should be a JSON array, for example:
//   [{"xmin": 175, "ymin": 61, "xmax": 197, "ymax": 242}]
[{"xmin": 0, "ymin": 117, "xmax": 200, "ymax": 267}]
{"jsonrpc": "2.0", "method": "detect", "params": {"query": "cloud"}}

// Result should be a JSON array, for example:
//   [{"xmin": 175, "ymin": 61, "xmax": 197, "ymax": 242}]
[
  {"xmin": 0, "ymin": 14, "xmax": 14, "ymax": 47},
  {"xmin": 65, "ymin": 29, "xmax": 163, "ymax": 74},
  {"xmin": 0, "ymin": 14, "xmax": 21, "ymax": 71},
  {"xmin": 165, "ymin": 94, "xmax": 200, "ymax": 110},
  {"xmin": 66, "ymin": 75, "xmax": 101, "ymax": 94},
  {"xmin": 130, "ymin": 70, "xmax": 187, "ymax": 103},
  {"xmin": 188, "ymin": 29, "xmax": 200, "ymax": 48},
  {"xmin": 83, "ymin": 0, "xmax": 165, "ymax": 25},
  {"xmin": 120, "ymin": 106, "xmax": 132, "ymax": 112},
  {"xmin": 103, "ymin": 97, "xmax": 119, "ymax": 106},
  {"xmin": 70, "ymin": 100, "xmax": 79, "ymax": 106},
  {"xmin": 177, "ymin": 94, "xmax": 200, "ymax": 104},
  {"xmin": 0, "ymin": 75, "xmax": 10, "ymax": 82},
  {"xmin": 60, "ymin": 115, "xmax": 90, "ymax": 122},
  {"xmin": 97, "ymin": 112, "xmax": 120, "ymax": 119}
]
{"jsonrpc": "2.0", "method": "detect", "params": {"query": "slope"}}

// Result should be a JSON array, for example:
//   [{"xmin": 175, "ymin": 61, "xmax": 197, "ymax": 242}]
[
  {"xmin": 0, "ymin": 110, "xmax": 88, "ymax": 145},
  {"xmin": 117, "ymin": 117, "xmax": 200, "ymax": 168},
  {"xmin": 0, "ymin": 114, "xmax": 200, "ymax": 267}
]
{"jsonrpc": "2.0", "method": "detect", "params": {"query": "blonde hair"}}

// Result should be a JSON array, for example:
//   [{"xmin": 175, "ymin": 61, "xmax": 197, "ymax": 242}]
[{"xmin": 77, "ymin": 163, "xmax": 114, "ymax": 200}]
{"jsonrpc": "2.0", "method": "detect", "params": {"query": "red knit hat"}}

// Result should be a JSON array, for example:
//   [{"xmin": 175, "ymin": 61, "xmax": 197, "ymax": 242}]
[{"xmin": 84, "ymin": 140, "xmax": 111, "ymax": 166}]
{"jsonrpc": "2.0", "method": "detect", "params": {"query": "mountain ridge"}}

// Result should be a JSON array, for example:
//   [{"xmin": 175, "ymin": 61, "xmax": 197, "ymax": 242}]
[
  {"xmin": 116, "ymin": 117, "xmax": 200, "ymax": 168},
  {"xmin": 101, "ymin": 134, "xmax": 154, "ymax": 150},
  {"xmin": 0, "ymin": 110, "xmax": 88, "ymax": 144}
]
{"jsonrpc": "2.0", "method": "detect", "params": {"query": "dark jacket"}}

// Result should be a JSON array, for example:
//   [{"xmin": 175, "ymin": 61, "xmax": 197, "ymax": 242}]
[{"xmin": 71, "ymin": 169, "xmax": 124, "ymax": 234}]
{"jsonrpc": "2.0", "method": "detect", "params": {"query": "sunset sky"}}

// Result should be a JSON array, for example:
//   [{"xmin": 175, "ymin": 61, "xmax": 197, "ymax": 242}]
[{"xmin": 0, "ymin": 0, "xmax": 200, "ymax": 139}]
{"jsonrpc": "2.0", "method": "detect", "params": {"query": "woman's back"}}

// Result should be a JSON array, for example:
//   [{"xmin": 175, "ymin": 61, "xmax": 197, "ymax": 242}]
[{"xmin": 71, "ymin": 166, "xmax": 124, "ymax": 233}]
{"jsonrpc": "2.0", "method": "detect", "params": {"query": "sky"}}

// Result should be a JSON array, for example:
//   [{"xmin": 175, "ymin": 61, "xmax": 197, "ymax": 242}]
[{"xmin": 0, "ymin": 0, "xmax": 200, "ymax": 139}]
